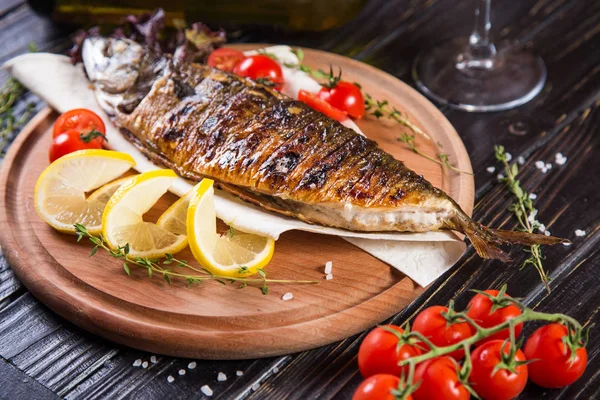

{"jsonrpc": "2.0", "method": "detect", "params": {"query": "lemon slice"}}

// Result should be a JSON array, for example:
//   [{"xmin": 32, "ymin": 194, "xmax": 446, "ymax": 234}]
[
  {"xmin": 102, "ymin": 169, "xmax": 188, "ymax": 258},
  {"xmin": 34, "ymin": 149, "xmax": 136, "ymax": 234},
  {"xmin": 156, "ymin": 190, "xmax": 191, "ymax": 235},
  {"xmin": 87, "ymin": 176, "xmax": 134, "ymax": 204},
  {"xmin": 187, "ymin": 179, "xmax": 275, "ymax": 277}
]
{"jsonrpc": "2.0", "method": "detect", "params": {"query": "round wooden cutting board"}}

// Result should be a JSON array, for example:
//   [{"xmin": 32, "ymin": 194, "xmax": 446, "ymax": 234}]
[{"xmin": 0, "ymin": 47, "xmax": 473, "ymax": 359}]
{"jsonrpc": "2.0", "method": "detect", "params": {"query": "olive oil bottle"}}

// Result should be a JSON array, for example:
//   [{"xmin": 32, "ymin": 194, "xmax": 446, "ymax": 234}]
[{"xmin": 28, "ymin": 0, "xmax": 368, "ymax": 31}]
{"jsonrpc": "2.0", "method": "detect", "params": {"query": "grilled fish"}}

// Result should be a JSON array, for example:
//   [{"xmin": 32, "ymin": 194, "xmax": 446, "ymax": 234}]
[{"xmin": 82, "ymin": 37, "xmax": 566, "ymax": 261}]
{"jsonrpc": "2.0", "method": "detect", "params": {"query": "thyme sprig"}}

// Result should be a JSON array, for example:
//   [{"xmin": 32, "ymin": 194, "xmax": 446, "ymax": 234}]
[
  {"xmin": 494, "ymin": 145, "xmax": 549, "ymax": 292},
  {"xmin": 0, "ymin": 78, "xmax": 35, "ymax": 157},
  {"xmin": 74, "ymin": 224, "xmax": 318, "ymax": 294},
  {"xmin": 397, "ymin": 134, "xmax": 472, "ymax": 175}
]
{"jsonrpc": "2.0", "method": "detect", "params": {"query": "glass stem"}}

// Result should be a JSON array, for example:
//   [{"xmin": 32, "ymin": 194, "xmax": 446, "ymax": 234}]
[{"xmin": 460, "ymin": 0, "xmax": 497, "ymax": 70}]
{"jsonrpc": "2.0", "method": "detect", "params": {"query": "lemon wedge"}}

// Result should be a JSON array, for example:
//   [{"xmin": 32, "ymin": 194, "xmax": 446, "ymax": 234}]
[
  {"xmin": 102, "ymin": 170, "xmax": 188, "ymax": 258},
  {"xmin": 87, "ymin": 176, "xmax": 134, "ymax": 204},
  {"xmin": 34, "ymin": 149, "xmax": 136, "ymax": 234},
  {"xmin": 187, "ymin": 179, "xmax": 275, "ymax": 277}
]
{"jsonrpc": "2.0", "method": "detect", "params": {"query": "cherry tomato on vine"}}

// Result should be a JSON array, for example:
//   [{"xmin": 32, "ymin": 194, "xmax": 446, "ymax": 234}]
[
  {"xmin": 523, "ymin": 323, "xmax": 588, "ymax": 388},
  {"xmin": 352, "ymin": 374, "xmax": 413, "ymax": 400},
  {"xmin": 358, "ymin": 325, "xmax": 423, "ymax": 378},
  {"xmin": 53, "ymin": 108, "xmax": 106, "ymax": 141},
  {"xmin": 318, "ymin": 81, "xmax": 365, "ymax": 119},
  {"xmin": 413, "ymin": 356, "xmax": 470, "ymax": 400},
  {"xmin": 233, "ymin": 54, "xmax": 284, "ymax": 90},
  {"xmin": 466, "ymin": 290, "xmax": 523, "ymax": 345},
  {"xmin": 298, "ymin": 90, "xmax": 347, "ymax": 122},
  {"xmin": 48, "ymin": 129, "xmax": 103, "ymax": 163},
  {"xmin": 412, "ymin": 306, "xmax": 473, "ymax": 360},
  {"xmin": 469, "ymin": 340, "xmax": 528, "ymax": 400},
  {"xmin": 207, "ymin": 48, "xmax": 246, "ymax": 72}
]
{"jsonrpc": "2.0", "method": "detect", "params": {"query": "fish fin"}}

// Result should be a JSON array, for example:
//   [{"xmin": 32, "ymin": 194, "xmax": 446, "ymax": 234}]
[{"xmin": 453, "ymin": 213, "xmax": 570, "ymax": 261}]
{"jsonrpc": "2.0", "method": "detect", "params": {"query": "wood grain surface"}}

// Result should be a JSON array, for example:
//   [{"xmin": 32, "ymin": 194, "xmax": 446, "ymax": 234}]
[
  {"xmin": 0, "ymin": 41, "xmax": 474, "ymax": 359},
  {"xmin": 0, "ymin": 0, "xmax": 598, "ymax": 399}
]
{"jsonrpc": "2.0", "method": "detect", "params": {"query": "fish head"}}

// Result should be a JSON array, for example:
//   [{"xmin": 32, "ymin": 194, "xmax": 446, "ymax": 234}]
[{"xmin": 82, "ymin": 37, "xmax": 143, "ymax": 94}]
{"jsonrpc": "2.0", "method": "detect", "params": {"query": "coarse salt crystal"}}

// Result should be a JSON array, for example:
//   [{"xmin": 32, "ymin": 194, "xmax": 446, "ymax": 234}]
[
  {"xmin": 544, "ymin": 231, "xmax": 551, "ymax": 236},
  {"xmin": 179, "ymin": 369, "xmax": 186, "ymax": 376},
  {"xmin": 324, "ymin": 261, "xmax": 333, "ymax": 274},
  {"xmin": 505, "ymin": 152, "xmax": 512, "ymax": 162},
  {"xmin": 497, "ymin": 173, "xmax": 504, "ymax": 180},
  {"xmin": 545, "ymin": 163, "xmax": 552, "ymax": 170},
  {"xmin": 529, "ymin": 193, "xmax": 537, "ymax": 200},
  {"xmin": 325, "ymin": 273, "xmax": 333, "ymax": 280},
  {"xmin": 535, "ymin": 161, "xmax": 545, "ymax": 169},
  {"xmin": 188, "ymin": 362, "xmax": 197, "ymax": 370},
  {"xmin": 273, "ymin": 367, "xmax": 280, "ymax": 374},
  {"xmin": 167, "ymin": 376, "xmax": 175, "ymax": 383},
  {"xmin": 575, "ymin": 229, "xmax": 586, "ymax": 237},
  {"xmin": 538, "ymin": 224, "xmax": 546, "ymax": 233},
  {"xmin": 282, "ymin": 292, "xmax": 293, "ymax": 301},
  {"xmin": 236, "ymin": 370, "xmax": 244, "ymax": 376},
  {"xmin": 555, "ymin": 152, "xmax": 563, "ymax": 159},
  {"xmin": 252, "ymin": 382, "xmax": 261, "ymax": 391},
  {"xmin": 201, "ymin": 385, "xmax": 213, "ymax": 396},
  {"xmin": 541, "ymin": 167, "xmax": 548, "ymax": 174},
  {"xmin": 563, "ymin": 242, "xmax": 572, "ymax": 246},
  {"xmin": 486, "ymin": 166, "xmax": 495, "ymax": 173},
  {"xmin": 556, "ymin": 157, "xmax": 567, "ymax": 165},
  {"xmin": 217, "ymin": 372, "xmax": 227, "ymax": 382},
  {"xmin": 133, "ymin": 359, "xmax": 142, "ymax": 367},
  {"xmin": 142, "ymin": 361, "xmax": 148, "ymax": 369},
  {"xmin": 150, "ymin": 356, "xmax": 157, "ymax": 364},
  {"xmin": 517, "ymin": 156, "xmax": 525, "ymax": 165}
]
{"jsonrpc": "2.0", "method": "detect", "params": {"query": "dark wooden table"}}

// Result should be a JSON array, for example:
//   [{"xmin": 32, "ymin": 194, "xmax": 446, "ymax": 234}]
[{"xmin": 1, "ymin": 1, "xmax": 598, "ymax": 399}]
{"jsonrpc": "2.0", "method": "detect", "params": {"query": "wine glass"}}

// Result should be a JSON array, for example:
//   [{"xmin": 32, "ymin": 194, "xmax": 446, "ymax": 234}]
[{"xmin": 412, "ymin": 0, "xmax": 546, "ymax": 112}]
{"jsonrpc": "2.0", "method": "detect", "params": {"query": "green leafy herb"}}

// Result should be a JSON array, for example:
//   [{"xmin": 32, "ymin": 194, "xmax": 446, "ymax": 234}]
[
  {"xmin": 494, "ymin": 145, "xmax": 550, "ymax": 292},
  {"xmin": 255, "ymin": 77, "xmax": 278, "ymax": 88},
  {"xmin": 0, "ymin": 78, "xmax": 35, "ymax": 157},
  {"xmin": 74, "ymin": 224, "xmax": 318, "ymax": 294}
]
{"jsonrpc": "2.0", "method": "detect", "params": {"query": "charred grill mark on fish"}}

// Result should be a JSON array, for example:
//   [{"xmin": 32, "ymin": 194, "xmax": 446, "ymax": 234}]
[{"xmin": 82, "ymin": 37, "xmax": 569, "ymax": 261}]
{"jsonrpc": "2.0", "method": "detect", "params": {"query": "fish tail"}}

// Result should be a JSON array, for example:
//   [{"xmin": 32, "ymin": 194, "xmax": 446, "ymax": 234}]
[{"xmin": 452, "ymin": 212, "xmax": 570, "ymax": 261}]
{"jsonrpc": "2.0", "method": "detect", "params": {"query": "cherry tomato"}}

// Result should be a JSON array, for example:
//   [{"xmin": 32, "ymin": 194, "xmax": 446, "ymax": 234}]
[
  {"xmin": 53, "ymin": 108, "xmax": 106, "ymax": 141},
  {"xmin": 207, "ymin": 48, "xmax": 246, "ymax": 72},
  {"xmin": 298, "ymin": 90, "xmax": 347, "ymax": 122},
  {"xmin": 49, "ymin": 128, "xmax": 103, "ymax": 163},
  {"xmin": 413, "ymin": 357, "xmax": 470, "ymax": 400},
  {"xmin": 233, "ymin": 55, "xmax": 284, "ymax": 89},
  {"xmin": 412, "ymin": 306, "xmax": 473, "ymax": 360},
  {"xmin": 352, "ymin": 374, "xmax": 413, "ymax": 400},
  {"xmin": 466, "ymin": 290, "xmax": 523, "ymax": 345},
  {"xmin": 318, "ymin": 81, "xmax": 365, "ymax": 119},
  {"xmin": 469, "ymin": 340, "xmax": 528, "ymax": 400},
  {"xmin": 523, "ymin": 323, "xmax": 588, "ymax": 388},
  {"xmin": 358, "ymin": 325, "xmax": 423, "ymax": 378}
]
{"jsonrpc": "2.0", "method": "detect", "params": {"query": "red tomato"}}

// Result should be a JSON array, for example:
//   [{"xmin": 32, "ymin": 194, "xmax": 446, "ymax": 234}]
[
  {"xmin": 318, "ymin": 81, "xmax": 365, "ymax": 118},
  {"xmin": 49, "ymin": 129, "xmax": 103, "ymax": 163},
  {"xmin": 413, "ymin": 357, "xmax": 470, "ymax": 400},
  {"xmin": 233, "ymin": 55, "xmax": 284, "ymax": 89},
  {"xmin": 466, "ymin": 290, "xmax": 523, "ymax": 345},
  {"xmin": 298, "ymin": 90, "xmax": 347, "ymax": 122},
  {"xmin": 523, "ymin": 323, "xmax": 588, "ymax": 388},
  {"xmin": 469, "ymin": 340, "xmax": 528, "ymax": 400},
  {"xmin": 412, "ymin": 306, "xmax": 473, "ymax": 360},
  {"xmin": 53, "ymin": 108, "xmax": 106, "ymax": 141},
  {"xmin": 358, "ymin": 325, "xmax": 422, "ymax": 378},
  {"xmin": 207, "ymin": 48, "xmax": 246, "ymax": 72},
  {"xmin": 353, "ymin": 374, "xmax": 413, "ymax": 400}
]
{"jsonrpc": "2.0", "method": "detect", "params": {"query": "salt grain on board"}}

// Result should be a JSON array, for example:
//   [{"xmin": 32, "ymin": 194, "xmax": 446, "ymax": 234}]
[
  {"xmin": 150, "ymin": 356, "xmax": 157, "ymax": 364},
  {"xmin": 236, "ymin": 370, "xmax": 244, "ymax": 376},
  {"xmin": 132, "ymin": 359, "xmax": 142, "ymax": 367},
  {"xmin": 167, "ymin": 376, "xmax": 175, "ymax": 383},
  {"xmin": 179, "ymin": 369, "xmax": 186, "ymax": 376},
  {"xmin": 486, "ymin": 166, "xmax": 495, "ymax": 173},
  {"xmin": 217, "ymin": 372, "xmax": 227, "ymax": 382},
  {"xmin": 252, "ymin": 382, "xmax": 261, "ymax": 391},
  {"xmin": 324, "ymin": 261, "xmax": 333, "ymax": 274},
  {"xmin": 575, "ymin": 229, "xmax": 586, "ymax": 237},
  {"xmin": 188, "ymin": 361, "xmax": 197, "ymax": 369},
  {"xmin": 201, "ymin": 385, "xmax": 213, "ymax": 396},
  {"xmin": 282, "ymin": 292, "xmax": 293, "ymax": 301},
  {"xmin": 325, "ymin": 273, "xmax": 333, "ymax": 280},
  {"xmin": 517, "ymin": 156, "xmax": 525, "ymax": 165},
  {"xmin": 273, "ymin": 367, "xmax": 280, "ymax": 374},
  {"xmin": 535, "ymin": 160, "xmax": 545, "ymax": 169},
  {"xmin": 142, "ymin": 361, "xmax": 148, "ymax": 369},
  {"xmin": 529, "ymin": 193, "xmax": 537, "ymax": 200},
  {"xmin": 497, "ymin": 173, "xmax": 504, "ymax": 180}
]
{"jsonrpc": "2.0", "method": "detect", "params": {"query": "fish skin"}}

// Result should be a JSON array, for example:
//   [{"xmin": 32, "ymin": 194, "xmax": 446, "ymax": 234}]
[{"xmin": 82, "ymin": 37, "xmax": 568, "ymax": 260}]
